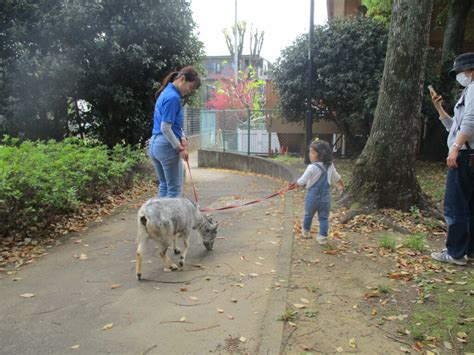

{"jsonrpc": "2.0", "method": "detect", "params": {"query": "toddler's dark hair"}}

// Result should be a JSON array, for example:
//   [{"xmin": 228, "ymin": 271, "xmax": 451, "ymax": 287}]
[{"xmin": 310, "ymin": 140, "xmax": 332, "ymax": 168}]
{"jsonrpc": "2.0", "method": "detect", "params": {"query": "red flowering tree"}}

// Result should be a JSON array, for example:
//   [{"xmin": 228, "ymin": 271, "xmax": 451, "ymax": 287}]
[{"xmin": 206, "ymin": 68, "xmax": 265, "ymax": 110}]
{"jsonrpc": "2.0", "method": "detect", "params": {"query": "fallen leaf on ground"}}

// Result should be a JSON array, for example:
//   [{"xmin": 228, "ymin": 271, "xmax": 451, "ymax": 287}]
[
  {"xmin": 101, "ymin": 323, "xmax": 113, "ymax": 330},
  {"xmin": 239, "ymin": 336, "xmax": 246, "ymax": 343},
  {"xmin": 69, "ymin": 345, "xmax": 80, "ymax": 350},
  {"xmin": 464, "ymin": 317, "xmax": 474, "ymax": 322},
  {"xmin": 293, "ymin": 304, "xmax": 307, "ymax": 309},
  {"xmin": 349, "ymin": 338, "xmax": 356, "ymax": 348},
  {"xmin": 180, "ymin": 316, "xmax": 186, "ymax": 322},
  {"xmin": 457, "ymin": 331, "xmax": 467, "ymax": 339},
  {"xmin": 400, "ymin": 346, "xmax": 410, "ymax": 353},
  {"xmin": 384, "ymin": 315, "xmax": 407, "ymax": 321},
  {"xmin": 20, "ymin": 293, "xmax": 35, "ymax": 298},
  {"xmin": 217, "ymin": 308, "xmax": 224, "ymax": 313},
  {"xmin": 79, "ymin": 253, "xmax": 88, "ymax": 261},
  {"xmin": 300, "ymin": 298, "xmax": 310, "ymax": 304},
  {"xmin": 444, "ymin": 341, "xmax": 453, "ymax": 350},
  {"xmin": 336, "ymin": 346, "xmax": 344, "ymax": 352},
  {"xmin": 249, "ymin": 273, "xmax": 259, "ymax": 277},
  {"xmin": 110, "ymin": 284, "xmax": 121, "ymax": 289},
  {"xmin": 226, "ymin": 314, "xmax": 235, "ymax": 320}
]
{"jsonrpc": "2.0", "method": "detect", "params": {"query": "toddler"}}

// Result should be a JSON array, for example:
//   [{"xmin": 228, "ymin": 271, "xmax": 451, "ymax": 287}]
[{"xmin": 292, "ymin": 140, "xmax": 344, "ymax": 244}]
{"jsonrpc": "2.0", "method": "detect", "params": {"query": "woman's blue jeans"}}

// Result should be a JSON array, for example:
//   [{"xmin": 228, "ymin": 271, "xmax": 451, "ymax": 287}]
[
  {"xmin": 149, "ymin": 135, "xmax": 183, "ymax": 198},
  {"xmin": 444, "ymin": 150, "xmax": 474, "ymax": 259},
  {"xmin": 303, "ymin": 189, "xmax": 331, "ymax": 236}
]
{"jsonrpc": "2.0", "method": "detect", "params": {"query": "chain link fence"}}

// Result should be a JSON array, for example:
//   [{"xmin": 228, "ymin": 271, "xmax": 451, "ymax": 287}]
[{"xmin": 184, "ymin": 107, "xmax": 346, "ymax": 157}]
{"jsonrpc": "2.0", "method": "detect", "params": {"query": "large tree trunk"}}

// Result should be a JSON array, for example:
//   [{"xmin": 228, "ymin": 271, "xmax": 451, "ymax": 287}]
[
  {"xmin": 346, "ymin": 0, "xmax": 433, "ymax": 210},
  {"xmin": 441, "ymin": 0, "xmax": 472, "ymax": 66}
]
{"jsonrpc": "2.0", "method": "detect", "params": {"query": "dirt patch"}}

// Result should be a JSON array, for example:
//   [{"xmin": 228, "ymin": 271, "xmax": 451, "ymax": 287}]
[{"xmin": 282, "ymin": 189, "xmax": 473, "ymax": 354}]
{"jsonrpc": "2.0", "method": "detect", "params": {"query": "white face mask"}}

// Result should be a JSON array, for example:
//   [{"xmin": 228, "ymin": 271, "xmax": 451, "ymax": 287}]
[{"xmin": 456, "ymin": 71, "xmax": 473, "ymax": 87}]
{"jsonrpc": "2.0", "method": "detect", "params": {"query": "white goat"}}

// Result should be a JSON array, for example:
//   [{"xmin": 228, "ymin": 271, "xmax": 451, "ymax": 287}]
[{"xmin": 136, "ymin": 198, "xmax": 218, "ymax": 280}]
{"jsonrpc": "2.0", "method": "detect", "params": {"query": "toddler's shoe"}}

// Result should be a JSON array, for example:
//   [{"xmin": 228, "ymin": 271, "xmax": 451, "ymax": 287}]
[
  {"xmin": 316, "ymin": 234, "xmax": 328, "ymax": 245},
  {"xmin": 431, "ymin": 250, "xmax": 467, "ymax": 266},
  {"xmin": 301, "ymin": 230, "xmax": 312, "ymax": 239}
]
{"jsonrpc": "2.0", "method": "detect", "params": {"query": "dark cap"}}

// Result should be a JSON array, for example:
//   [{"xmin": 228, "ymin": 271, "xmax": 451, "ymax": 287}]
[{"xmin": 449, "ymin": 52, "xmax": 474, "ymax": 78}]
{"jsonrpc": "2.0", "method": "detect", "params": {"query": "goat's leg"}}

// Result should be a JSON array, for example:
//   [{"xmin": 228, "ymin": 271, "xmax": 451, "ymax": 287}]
[
  {"xmin": 159, "ymin": 243, "xmax": 178, "ymax": 271},
  {"xmin": 178, "ymin": 233, "xmax": 190, "ymax": 268},
  {"xmin": 136, "ymin": 222, "xmax": 148, "ymax": 280},
  {"xmin": 172, "ymin": 236, "xmax": 181, "ymax": 255}
]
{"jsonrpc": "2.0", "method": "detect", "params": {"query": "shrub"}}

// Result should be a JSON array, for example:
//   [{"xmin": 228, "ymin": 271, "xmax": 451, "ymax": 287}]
[{"xmin": 0, "ymin": 136, "xmax": 147, "ymax": 238}]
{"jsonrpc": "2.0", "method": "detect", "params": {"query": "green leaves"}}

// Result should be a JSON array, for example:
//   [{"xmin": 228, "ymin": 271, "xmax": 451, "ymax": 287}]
[
  {"xmin": 1, "ymin": 0, "xmax": 203, "ymax": 146},
  {"xmin": 273, "ymin": 16, "xmax": 388, "ymax": 153},
  {"xmin": 0, "ymin": 138, "xmax": 146, "ymax": 239}
]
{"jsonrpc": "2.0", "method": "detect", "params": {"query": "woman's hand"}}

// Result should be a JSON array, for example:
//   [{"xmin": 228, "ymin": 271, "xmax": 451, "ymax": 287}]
[
  {"xmin": 181, "ymin": 136, "xmax": 188, "ymax": 148},
  {"xmin": 431, "ymin": 92, "xmax": 444, "ymax": 112},
  {"xmin": 446, "ymin": 148, "xmax": 459, "ymax": 168},
  {"xmin": 180, "ymin": 149, "xmax": 189, "ymax": 162}
]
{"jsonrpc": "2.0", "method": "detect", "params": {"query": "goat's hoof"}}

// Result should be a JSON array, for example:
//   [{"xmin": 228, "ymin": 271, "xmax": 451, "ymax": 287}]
[
  {"xmin": 170, "ymin": 264, "xmax": 178, "ymax": 271},
  {"xmin": 137, "ymin": 273, "xmax": 142, "ymax": 280},
  {"xmin": 174, "ymin": 248, "xmax": 181, "ymax": 255},
  {"xmin": 178, "ymin": 260, "xmax": 184, "ymax": 267}
]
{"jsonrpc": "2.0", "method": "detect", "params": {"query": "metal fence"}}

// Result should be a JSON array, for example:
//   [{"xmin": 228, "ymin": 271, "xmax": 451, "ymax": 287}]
[
  {"xmin": 183, "ymin": 107, "xmax": 346, "ymax": 157},
  {"xmin": 184, "ymin": 108, "xmax": 280, "ymax": 155}
]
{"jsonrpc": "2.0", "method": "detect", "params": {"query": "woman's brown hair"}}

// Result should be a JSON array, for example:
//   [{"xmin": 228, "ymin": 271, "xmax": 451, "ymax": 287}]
[{"xmin": 155, "ymin": 66, "xmax": 201, "ymax": 100}]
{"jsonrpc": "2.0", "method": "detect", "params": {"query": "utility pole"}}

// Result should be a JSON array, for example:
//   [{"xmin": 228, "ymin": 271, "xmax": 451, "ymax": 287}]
[
  {"xmin": 305, "ymin": 0, "xmax": 314, "ymax": 164},
  {"xmin": 234, "ymin": 0, "xmax": 238, "ymax": 83}
]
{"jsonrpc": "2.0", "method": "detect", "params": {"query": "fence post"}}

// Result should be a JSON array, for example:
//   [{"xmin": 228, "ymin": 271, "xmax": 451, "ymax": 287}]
[
  {"xmin": 267, "ymin": 111, "xmax": 271, "ymax": 156},
  {"xmin": 247, "ymin": 109, "xmax": 251, "ymax": 155},
  {"xmin": 223, "ymin": 110, "xmax": 226, "ymax": 152}
]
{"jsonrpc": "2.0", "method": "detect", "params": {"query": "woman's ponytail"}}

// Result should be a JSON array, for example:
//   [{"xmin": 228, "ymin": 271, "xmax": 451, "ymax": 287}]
[
  {"xmin": 155, "ymin": 71, "xmax": 179, "ymax": 100},
  {"xmin": 154, "ymin": 66, "xmax": 201, "ymax": 100}
]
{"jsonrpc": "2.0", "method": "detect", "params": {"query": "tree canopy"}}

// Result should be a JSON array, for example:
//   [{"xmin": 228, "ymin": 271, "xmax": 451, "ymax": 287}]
[
  {"xmin": 0, "ymin": 0, "xmax": 203, "ymax": 146},
  {"xmin": 273, "ymin": 16, "xmax": 387, "ymax": 153}
]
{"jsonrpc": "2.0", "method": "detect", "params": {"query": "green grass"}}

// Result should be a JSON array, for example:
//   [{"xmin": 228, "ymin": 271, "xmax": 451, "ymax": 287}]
[
  {"xmin": 379, "ymin": 234, "xmax": 397, "ymax": 251},
  {"xmin": 277, "ymin": 309, "xmax": 299, "ymax": 322},
  {"xmin": 378, "ymin": 284, "xmax": 391, "ymax": 294},
  {"xmin": 304, "ymin": 310, "xmax": 318, "ymax": 318},
  {"xmin": 271, "ymin": 155, "xmax": 303, "ymax": 165},
  {"xmin": 403, "ymin": 234, "xmax": 426, "ymax": 252},
  {"xmin": 408, "ymin": 276, "xmax": 474, "ymax": 351}
]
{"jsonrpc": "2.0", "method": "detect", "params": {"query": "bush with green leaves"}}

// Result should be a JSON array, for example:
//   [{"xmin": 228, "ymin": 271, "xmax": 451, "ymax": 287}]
[
  {"xmin": 0, "ymin": 136, "xmax": 148, "ymax": 238},
  {"xmin": 273, "ymin": 16, "xmax": 388, "ymax": 154}
]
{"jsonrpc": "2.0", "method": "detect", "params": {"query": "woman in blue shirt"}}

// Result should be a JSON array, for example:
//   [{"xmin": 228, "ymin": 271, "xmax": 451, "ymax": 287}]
[{"xmin": 150, "ymin": 66, "xmax": 201, "ymax": 197}]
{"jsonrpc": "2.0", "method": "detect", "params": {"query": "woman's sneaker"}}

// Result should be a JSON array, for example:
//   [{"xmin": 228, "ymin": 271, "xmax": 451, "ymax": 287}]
[
  {"xmin": 316, "ymin": 234, "xmax": 328, "ymax": 245},
  {"xmin": 431, "ymin": 250, "xmax": 467, "ymax": 266},
  {"xmin": 301, "ymin": 230, "xmax": 312, "ymax": 239}
]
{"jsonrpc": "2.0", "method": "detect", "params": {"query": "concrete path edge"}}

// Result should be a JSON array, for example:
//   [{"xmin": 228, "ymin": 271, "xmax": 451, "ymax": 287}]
[{"xmin": 197, "ymin": 149, "xmax": 297, "ymax": 354}]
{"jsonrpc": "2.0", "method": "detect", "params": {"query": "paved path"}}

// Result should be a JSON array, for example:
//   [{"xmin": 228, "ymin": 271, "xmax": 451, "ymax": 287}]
[{"xmin": 0, "ymin": 155, "xmax": 293, "ymax": 354}]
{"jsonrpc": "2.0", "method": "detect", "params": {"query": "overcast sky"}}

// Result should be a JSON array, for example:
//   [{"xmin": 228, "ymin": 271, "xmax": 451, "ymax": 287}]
[{"xmin": 189, "ymin": 0, "xmax": 328, "ymax": 63}]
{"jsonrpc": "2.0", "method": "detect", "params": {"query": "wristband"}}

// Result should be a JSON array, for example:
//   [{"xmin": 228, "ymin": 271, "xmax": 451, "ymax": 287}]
[{"xmin": 452, "ymin": 142, "xmax": 463, "ymax": 150}]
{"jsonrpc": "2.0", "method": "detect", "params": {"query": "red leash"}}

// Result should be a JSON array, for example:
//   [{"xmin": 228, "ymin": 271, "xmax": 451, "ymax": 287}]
[{"xmin": 185, "ymin": 159, "xmax": 295, "ymax": 212}]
